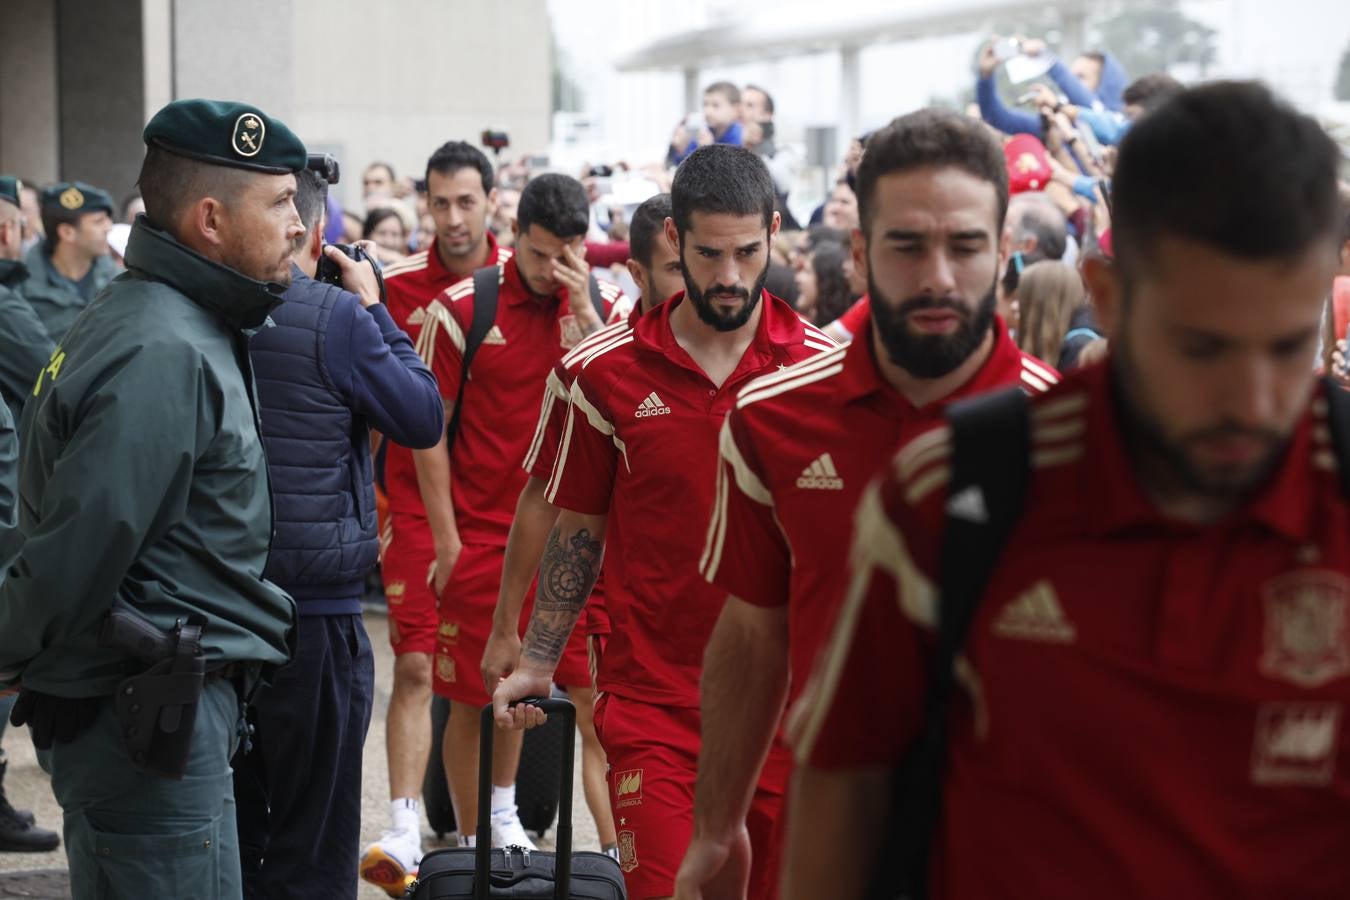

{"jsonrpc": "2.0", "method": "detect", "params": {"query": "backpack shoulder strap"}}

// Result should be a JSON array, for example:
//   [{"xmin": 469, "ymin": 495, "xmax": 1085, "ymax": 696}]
[
  {"xmin": 444, "ymin": 266, "xmax": 500, "ymax": 449},
  {"xmin": 1322, "ymin": 378, "xmax": 1350, "ymax": 498},
  {"xmin": 587, "ymin": 273, "xmax": 607, "ymax": 323},
  {"xmin": 878, "ymin": 386, "xmax": 1033, "ymax": 900}
]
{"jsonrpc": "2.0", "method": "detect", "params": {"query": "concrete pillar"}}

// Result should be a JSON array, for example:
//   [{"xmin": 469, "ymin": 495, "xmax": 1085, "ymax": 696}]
[
  {"xmin": 1059, "ymin": 9, "xmax": 1088, "ymax": 58},
  {"xmin": 0, "ymin": 0, "xmax": 60, "ymax": 185},
  {"xmin": 142, "ymin": 0, "xmax": 173, "ymax": 122},
  {"xmin": 839, "ymin": 45, "xmax": 861, "ymax": 153},
  {"xmin": 57, "ymin": 0, "xmax": 147, "ymax": 200},
  {"xmin": 683, "ymin": 66, "xmax": 700, "ymax": 114}
]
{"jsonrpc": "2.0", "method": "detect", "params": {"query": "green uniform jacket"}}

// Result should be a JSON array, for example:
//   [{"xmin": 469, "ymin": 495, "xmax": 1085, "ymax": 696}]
[
  {"xmin": 17, "ymin": 244, "xmax": 118, "ymax": 343},
  {"xmin": 0, "ymin": 218, "xmax": 295, "ymax": 697},
  {"xmin": 0, "ymin": 259, "xmax": 56, "ymax": 422},
  {"xmin": 0, "ymin": 395, "xmax": 15, "ymax": 536}
]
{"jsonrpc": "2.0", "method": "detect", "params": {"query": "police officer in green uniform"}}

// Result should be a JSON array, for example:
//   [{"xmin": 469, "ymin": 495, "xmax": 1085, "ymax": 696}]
[
  {"xmin": 0, "ymin": 177, "xmax": 57, "ymax": 421},
  {"xmin": 0, "ymin": 176, "xmax": 62, "ymax": 854},
  {"xmin": 17, "ymin": 181, "xmax": 118, "ymax": 342},
  {"xmin": 0, "ymin": 99, "xmax": 305, "ymax": 898}
]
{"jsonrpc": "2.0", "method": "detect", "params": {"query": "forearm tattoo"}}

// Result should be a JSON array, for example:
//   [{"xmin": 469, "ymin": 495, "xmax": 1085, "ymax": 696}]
[{"xmin": 522, "ymin": 526, "xmax": 603, "ymax": 666}]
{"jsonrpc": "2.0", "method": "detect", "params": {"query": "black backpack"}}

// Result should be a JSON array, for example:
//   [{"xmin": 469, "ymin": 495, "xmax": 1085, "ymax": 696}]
[
  {"xmin": 374, "ymin": 266, "xmax": 607, "ymax": 486},
  {"xmin": 871, "ymin": 378, "xmax": 1350, "ymax": 900}
]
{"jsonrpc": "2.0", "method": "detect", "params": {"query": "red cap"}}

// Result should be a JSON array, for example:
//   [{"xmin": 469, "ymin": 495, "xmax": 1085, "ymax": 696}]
[
  {"xmin": 1098, "ymin": 228, "xmax": 1114, "ymax": 258},
  {"xmin": 1004, "ymin": 134, "xmax": 1052, "ymax": 194}
]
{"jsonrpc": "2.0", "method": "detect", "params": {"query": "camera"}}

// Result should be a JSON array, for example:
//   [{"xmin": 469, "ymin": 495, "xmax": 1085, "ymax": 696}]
[
  {"xmin": 315, "ymin": 241, "xmax": 386, "ymax": 302},
  {"xmin": 307, "ymin": 153, "xmax": 340, "ymax": 186},
  {"xmin": 481, "ymin": 130, "xmax": 510, "ymax": 152},
  {"xmin": 588, "ymin": 165, "xmax": 614, "ymax": 178}
]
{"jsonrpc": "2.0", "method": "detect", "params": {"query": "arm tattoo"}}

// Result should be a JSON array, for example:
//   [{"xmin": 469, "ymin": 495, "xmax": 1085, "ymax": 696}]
[
  {"xmin": 538, "ymin": 527, "xmax": 602, "ymax": 611},
  {"xmin": 522, "ymin": 526, "xmax": 603, "ymax": 666},
  {"xmin": 522, "ymin": 620, "xmax": 571, "ymax": 665}
]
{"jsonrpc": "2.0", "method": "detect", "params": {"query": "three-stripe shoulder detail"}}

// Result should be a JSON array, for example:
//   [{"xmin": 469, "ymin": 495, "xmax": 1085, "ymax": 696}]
[
  {"xmin": 561, "ymin": 321, "xmax": 633, "ymax": 368},
  {"xmin": 736, "ymin": 345, "xmax": 848, "ymax": 409},
  {"xmin": 383, "ymin": 251, "xmax": 430, "ymax": 280},
  {"xmin": 1020, "ymin": 355, "xmax": 1060, "ymax": 394},
  {"xmin": 801, "ymin": 321, "xmax": 838, "ymax": 352}
]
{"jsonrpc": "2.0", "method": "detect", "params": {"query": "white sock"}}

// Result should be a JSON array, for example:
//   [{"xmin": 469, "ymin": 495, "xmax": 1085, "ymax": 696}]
[
  {"xmin": 490, "ymin": 783, "xmax": 516, "ymax": 815},
  {"xmin": 459, "ymin": 833, "xmax": 477, "ymax": 848},
  {"xmin": 391, "ymin": 798, "xmax": 421, "ymax": 836}
]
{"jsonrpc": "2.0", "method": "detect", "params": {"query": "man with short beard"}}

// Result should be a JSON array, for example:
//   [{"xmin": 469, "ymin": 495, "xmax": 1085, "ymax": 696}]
[
  {"xmin": 0, "ymin": 99, "xmax": 304, "ymax": 898},
  {"xmin": 789, "ymin": 82, "xmax": 1350, "ymax": 900},
  {"xmin": 363, "ymin": 140, "xmax": 511, "ymax": 896},
  {"xmin": 492, "ymin": 145, "xmax": 835, "ymax": 900},
  {"xmin": 18, "ymin": 181, "xmax": 118, "ymax": 342},
  {"xmin": 672, "ymin": 109, "xmax": 1056, "ymax": 900}
]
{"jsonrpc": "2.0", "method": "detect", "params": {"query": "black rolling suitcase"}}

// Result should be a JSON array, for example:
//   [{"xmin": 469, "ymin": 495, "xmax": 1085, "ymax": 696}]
[
  {"xmin": 424, "ymin": 692, "xmax": 568, "ymax": 839},
  {"xmin": 409, "ymin": 698, "xmax": 626, "ymax": 899}
]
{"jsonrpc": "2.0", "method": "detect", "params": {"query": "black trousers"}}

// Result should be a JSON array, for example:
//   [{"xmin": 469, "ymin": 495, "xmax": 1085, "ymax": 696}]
[{"xmin": 234, "ymin": 612, "xmax": 375, "ymax": 900}]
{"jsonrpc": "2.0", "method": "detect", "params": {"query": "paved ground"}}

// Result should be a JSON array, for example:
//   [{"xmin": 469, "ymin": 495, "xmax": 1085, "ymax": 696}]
[{"xmin": 0, "ymin": 610, "xmax": 600, "ymax": 898}]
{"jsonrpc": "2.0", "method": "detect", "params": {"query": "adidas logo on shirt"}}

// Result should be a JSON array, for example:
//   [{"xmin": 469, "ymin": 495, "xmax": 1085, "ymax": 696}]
[
  {"xmin": 993, "ymin": 580, "xmax": 1076, "ymax": 643},
  {"xmin": 635, "ymin": 392, "xmax": 672, "ymax": 418},
  {"xmin": 796, "ymin": 453, "xmax": 844, "ymax": 490},
  {"xmin": 406, "ymin": 307, "xmax": 427, "ymax": 326},
  {"xmin": 483, "ymin": 325, "xmax": 507, "ymax": 345}
]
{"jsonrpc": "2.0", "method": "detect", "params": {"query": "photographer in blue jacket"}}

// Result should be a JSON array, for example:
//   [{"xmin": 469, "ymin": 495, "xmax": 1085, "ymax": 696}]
[{"xmin": 237, "ymin": 157, "xmax": 443, "ymax": 899}]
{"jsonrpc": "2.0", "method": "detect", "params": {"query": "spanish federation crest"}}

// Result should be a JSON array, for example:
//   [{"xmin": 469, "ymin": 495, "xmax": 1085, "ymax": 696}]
[
  {"xmin": 1260, "ymin": 570, "xmax": 1350, "ymax": 688},
  {"xmin": 58, "ymin": 186, "xmax": 84, "ymax": 210},
  {"xmin": 232, "ymin": 112, "xmax": 265, "ymax": 158},
  {"xmin": 617, "ymin": 830, "xmax": 638, "ymax": 873}
]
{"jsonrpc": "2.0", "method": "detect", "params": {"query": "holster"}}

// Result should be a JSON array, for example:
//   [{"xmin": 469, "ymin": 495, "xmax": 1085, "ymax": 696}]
[{"xmin": 112, "ymin": 617, "xmax": 206, "ymax": 780}]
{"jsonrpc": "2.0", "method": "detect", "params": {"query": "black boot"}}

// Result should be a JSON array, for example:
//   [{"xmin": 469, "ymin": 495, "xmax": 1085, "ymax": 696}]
[
  {"xmin": 0, "ymin": 755, "xmax": 34, "ymax": 826},
  {"xmin": 0, "ymin": 754, "xmax": 59, "ymax": 852}
]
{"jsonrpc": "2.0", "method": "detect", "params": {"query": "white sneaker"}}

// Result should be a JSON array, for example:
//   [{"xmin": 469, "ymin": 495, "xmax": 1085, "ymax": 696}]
[
  {"xmin": 490, "ymin": 805, "xmax": 537, "ymax": 850},
  {"xmin": 359, "ymin": 827, "xmax": 422, "ymax": 898}
]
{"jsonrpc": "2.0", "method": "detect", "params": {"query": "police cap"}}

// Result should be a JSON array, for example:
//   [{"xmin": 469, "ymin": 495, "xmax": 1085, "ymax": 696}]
[
  {"xmin": 143, "ymin": 99, "xmax": 307, "ymax": 175},
  {"xmin": 0, "ymin": 176, "xmax": 19, "ymax": 208},
  {"xmin": 40, "ymin": 182, "xmax": 114, "ymax": 217}
]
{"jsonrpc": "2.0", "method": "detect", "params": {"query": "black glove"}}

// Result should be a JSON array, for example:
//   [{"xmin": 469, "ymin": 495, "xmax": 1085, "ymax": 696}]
[{"xmin": 9, "ymin": 689, "xmax": 103, "ymax": 750}]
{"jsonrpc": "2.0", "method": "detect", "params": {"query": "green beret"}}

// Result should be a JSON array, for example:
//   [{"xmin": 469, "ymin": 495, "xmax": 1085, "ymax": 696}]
[
  {"xmin": 143, "ymin": 99, "xmax": 307, "ymax": 175},
  {"xmin": 40, "ymin": 181, "xmax": 113, "ymax": 216},
  {"xmin": 0, "ymin": 176, "xmax": 19, "ymax": 208}
]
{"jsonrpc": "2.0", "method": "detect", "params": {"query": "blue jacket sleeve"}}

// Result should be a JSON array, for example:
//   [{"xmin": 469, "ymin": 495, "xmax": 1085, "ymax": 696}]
[
  {"xmin": 977, "ymin": 75, "xmax": 1042, "ymax": 137},
  {"xmin": 324, "ymin": 297, "xmax": 444, "ymax": 449},
  {"xmin": 1076, "ymin": 109, "xmax": 1131, "ymax": 146},
  {"xmin": 1046, "ymin": 60, "xmax": 1099, "ymax": 109},
  {"xmin": 1096, "ymin": 54, "xmax": 1129, "ymax": 113}
]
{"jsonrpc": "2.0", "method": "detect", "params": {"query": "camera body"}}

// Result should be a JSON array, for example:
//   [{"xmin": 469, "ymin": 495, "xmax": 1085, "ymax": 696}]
[
  {"xmin": 315, "ymin": 242, "xmax": 385, "ymax": 303},
  {"xmin": 481, "ymin": 130, "xmax": 510, "ymax": 152}
]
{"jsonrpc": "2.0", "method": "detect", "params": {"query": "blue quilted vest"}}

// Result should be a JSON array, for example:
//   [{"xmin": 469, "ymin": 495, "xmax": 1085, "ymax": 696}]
[{"xmin": 250, "ymin": 270, "xmax": 377, "ymax": 613}]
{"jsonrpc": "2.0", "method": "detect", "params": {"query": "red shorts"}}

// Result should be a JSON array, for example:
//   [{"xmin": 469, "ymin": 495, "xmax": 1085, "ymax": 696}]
[
  {"xmin": 433, "ymin": 542, "xmax": 591, "ymax": 706},
  {"xmin": 593, "ymin": 693, "xmax": 788, "ymax": 900},
  {"xmin": 381, "ymin": 513, "xmax": 438, "ymax": 656}
]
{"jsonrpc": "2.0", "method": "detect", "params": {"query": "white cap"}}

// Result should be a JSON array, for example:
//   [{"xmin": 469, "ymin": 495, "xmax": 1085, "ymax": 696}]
[{"xmin": 107, "ymin": 223, "xmax": 131, "ymax": 258}]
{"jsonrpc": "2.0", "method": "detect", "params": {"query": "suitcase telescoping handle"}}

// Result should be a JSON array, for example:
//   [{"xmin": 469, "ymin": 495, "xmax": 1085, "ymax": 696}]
[{"xmin": 476, "ymin": 697, "xmax": 577, "ymax": 900}]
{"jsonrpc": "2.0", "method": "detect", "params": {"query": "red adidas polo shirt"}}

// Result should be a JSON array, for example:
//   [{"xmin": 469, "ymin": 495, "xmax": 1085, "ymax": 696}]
[
  {"xmin": 382, "ymin": 233, "xmax": 511, "ymax": 514},
  {"xmin": 796, "ymin": 362, "xmax": 1350, "ymax": 898},
  {"xmin": 523, "ymin": 310, "xmax": 642, "ymax": 482},
  {"xmin": 830, "ymin": 293, "xmax": 871, "ymax": 341},
  {"xmin": 396, "ymin": 255, "xmax": 628, "ymax": 543},
  {"xmin": 545, "ymin": 293, "xmax": 835, "ymax": 707},
  {"xmin": 705, "ymin": 315, "xmax": 1056, "ymax": 699}
]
